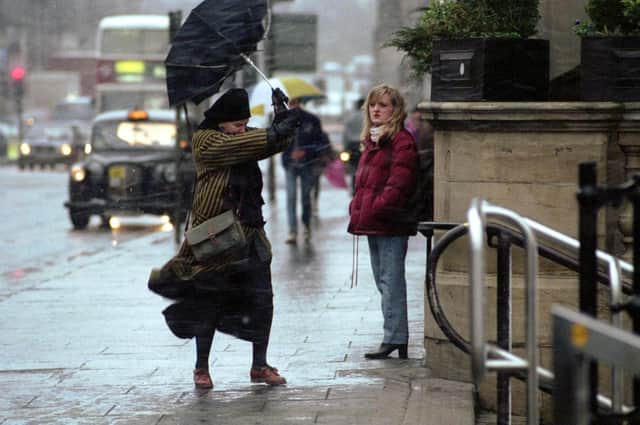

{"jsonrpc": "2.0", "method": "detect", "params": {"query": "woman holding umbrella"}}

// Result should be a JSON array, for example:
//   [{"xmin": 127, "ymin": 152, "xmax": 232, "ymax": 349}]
[{"xmin": 149, "ymin": 88, "xmax": 299, "ymax": 389}]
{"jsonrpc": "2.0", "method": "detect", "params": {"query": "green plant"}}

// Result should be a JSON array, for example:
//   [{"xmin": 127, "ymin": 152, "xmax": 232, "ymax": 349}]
[
  {"xmin": 385, "ymin": 0, "xmax": 540, "ymax": 77},
  {"xmin": 576, "ymin": 0, "xmax": 640, "ymax": 36}
]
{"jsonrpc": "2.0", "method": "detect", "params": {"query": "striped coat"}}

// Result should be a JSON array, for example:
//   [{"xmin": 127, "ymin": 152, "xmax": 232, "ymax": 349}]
[{"xmin": 166, "ymin": 127, "xmax": 291, "ymax": 280}]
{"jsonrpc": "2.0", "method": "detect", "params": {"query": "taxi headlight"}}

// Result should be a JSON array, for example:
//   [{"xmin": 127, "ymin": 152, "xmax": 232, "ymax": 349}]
[
  {"xmin": 162, "ymin": 163, "xmax": 177, "ymax": 183},
  {"xmin": 339, "ymin": 151, "xmax": 351, "ymax": 162},
  {"xmin": 86, "ymin": 161, "xmax": 103, "ymax": 177},
  {"xmin": 60, "ymin": 143, "xmax": 72, "ymax": 156},
  {"xmin": 70, "ymin": 165, "xmax": 86, "ymax": 182},
  {"xmin": 154, "ymin": 163, "xmax": 177, "ymax": 183},
  {"xmin": 19, "ymin": 143, "xmax": 31, "ymax": 156}
]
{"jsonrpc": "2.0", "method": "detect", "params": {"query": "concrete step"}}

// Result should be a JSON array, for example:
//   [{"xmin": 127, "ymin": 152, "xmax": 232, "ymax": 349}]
[{"xmin": 404, "ymin": 377, "xmax": 475, "ymax": 425}]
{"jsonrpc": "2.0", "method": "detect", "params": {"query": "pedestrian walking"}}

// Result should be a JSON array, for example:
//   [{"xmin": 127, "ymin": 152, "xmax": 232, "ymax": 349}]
[
  {"xmin": 281, "ymin": 97, "xmax": 328, "ymax": 244},
  {"xmin": 347, "ymin": 84, "xmax": 419, "ymax": 359},
  {"xmin": 148, "ymin": 88, "xmax": 299, "ymax": 389},
  {"xmin": 310, "ymin": 130, "xmax": 332, "ymax": 217}
]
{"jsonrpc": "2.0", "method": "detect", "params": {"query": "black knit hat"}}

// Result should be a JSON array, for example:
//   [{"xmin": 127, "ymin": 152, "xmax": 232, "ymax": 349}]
[{"xmin": 204, "ymin": 88, "xmax": 251, "ymax": 123}]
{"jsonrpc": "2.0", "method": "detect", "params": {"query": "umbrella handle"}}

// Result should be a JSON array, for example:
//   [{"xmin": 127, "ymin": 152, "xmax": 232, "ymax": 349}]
[{"xmin": 271, "ymin": 88, "xmax": 289, "ymax": 114}]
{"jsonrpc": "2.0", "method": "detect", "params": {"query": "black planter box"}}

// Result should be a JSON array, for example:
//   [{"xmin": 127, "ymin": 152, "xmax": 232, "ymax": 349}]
[
  {"xmin": 581, "ymin": 36, "xmax": 640, "ymax": 101},
  {"xmin": 431, "ymin": 38, "xmax": 549, "ymax": 101}
]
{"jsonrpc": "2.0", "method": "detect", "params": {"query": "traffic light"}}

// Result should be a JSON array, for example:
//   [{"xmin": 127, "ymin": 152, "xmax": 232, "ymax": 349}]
[{"xmin": 10, "ymin": 65, "xmax": 24, "ymax": 98}]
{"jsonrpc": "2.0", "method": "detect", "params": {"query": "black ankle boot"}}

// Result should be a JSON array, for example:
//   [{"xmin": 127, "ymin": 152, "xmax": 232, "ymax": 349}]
[{"xmin": 364, "ymin": 343, "xmax": 408, "ymax": 359}]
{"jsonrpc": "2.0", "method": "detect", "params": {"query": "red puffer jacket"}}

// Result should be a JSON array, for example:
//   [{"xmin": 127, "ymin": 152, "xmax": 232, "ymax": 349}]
[{"xmin": 348, "ymin": 129, "xmax": 418, "ymax": 236}]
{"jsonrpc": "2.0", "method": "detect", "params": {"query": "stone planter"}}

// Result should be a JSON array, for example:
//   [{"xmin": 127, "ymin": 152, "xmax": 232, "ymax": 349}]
[
  {"xmin": 430, "ymin": 38, "xmax": 550, "ymax": 101},
  {"xmin": 581, "ymin": 36, "xmax": 640, "ymax": 101}
]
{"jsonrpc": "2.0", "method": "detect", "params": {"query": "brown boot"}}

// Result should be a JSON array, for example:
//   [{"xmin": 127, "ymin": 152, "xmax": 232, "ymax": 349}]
[
  {"xmin": 250, "ymin": 365, "xmax": 286, "ymax": 386},
  {"xmin": 193, "ymin": 368, "xmax": 213, "ymax": 389},
  {"xmin": 284, "ymin": 232, "xmax": 297, "ymax": 245}
]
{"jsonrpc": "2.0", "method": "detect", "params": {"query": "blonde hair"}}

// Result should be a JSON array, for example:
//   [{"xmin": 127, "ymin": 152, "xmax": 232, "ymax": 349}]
[{"xmin": 359, "ymin": 84, "xmax": 407, "ymax": 142}]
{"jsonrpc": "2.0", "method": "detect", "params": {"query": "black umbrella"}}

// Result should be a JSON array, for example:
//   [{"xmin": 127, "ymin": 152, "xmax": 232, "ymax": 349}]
[{"xmin": 165, "ymin": 0, "xmax": 269, "ymax": 107}]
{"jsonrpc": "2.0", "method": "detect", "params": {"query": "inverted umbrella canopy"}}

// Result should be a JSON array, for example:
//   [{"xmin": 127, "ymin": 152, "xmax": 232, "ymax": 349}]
[
  {"xmin": 248, "ymin": 77, "xmax": 324, "ymax": 127},
  {"xmin": 165, "ymin": 0, "xmax": 268, "ymax": 107}
]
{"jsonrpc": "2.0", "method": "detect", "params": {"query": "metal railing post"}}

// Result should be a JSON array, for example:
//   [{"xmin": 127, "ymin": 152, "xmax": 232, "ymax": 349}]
[
  {"xmin": 577, "ymin": 161, "xmax": 599, "ymax": 412},
  {"xmin": 496, "ymin": 231, "xmax": 512, "ymax": 425},
  {"xmin": 468, "ymin": 200, "xmax": 539, "ymax": 425}
]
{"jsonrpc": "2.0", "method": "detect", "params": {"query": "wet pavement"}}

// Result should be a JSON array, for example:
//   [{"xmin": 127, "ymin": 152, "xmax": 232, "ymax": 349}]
[{"xmin": 0, "ymin": 175, "xmax": 474, "ymax": 424}]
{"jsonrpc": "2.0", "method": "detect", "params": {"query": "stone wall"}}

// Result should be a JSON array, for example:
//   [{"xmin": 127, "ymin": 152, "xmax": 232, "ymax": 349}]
[{"xmin": 420, "ymin": 101, "xmax": 637, "ymax": 421}]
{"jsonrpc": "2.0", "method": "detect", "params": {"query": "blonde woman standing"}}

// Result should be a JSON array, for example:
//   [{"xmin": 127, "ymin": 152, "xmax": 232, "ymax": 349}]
[{"xmin": 347, "ymin": 84, "xmax": 419, "ymax": 359}]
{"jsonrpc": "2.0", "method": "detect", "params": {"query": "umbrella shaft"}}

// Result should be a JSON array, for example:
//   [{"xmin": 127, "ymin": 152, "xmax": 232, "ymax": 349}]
[{"xmin": 240, "ymin": 53, "xmax": 272, "ymax": 88}]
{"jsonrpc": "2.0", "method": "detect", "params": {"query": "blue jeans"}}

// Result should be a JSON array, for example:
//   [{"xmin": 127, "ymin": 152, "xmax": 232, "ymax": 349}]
[
  {"xmin": 285, "ymin": 166, "xmax": 314, "ymax": 234},
  {"xmin": 367, "ymin": 235, "xmax": 409, "ymax": 344}
]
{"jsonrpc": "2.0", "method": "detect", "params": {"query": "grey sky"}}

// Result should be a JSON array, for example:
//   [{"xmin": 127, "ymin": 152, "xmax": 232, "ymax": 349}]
[{"xmin": 138, "ymin": 0, "xmax": 376, "ymax": 68}]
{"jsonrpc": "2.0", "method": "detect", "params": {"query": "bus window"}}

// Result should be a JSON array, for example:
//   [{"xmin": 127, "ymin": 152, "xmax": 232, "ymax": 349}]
[{"xmin": 101, "ymin": 29, "xmax": 169, "ymax": 56}]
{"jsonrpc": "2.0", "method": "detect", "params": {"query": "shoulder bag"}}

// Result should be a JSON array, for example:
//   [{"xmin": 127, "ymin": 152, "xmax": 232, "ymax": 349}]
[
  {"xmin": 184, "ymin": 173, "xmax": 247, "ymax": 263},
  {"xmin": 185, "ymin": 209, "xmax": 246, "ymax": 262}
]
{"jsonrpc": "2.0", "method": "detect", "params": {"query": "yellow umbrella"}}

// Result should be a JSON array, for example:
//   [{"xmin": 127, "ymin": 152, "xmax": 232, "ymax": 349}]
[
  {"xmin": 248, "ymin": 76, "xmax": 324, "ymax": 127},
  {"xmin": 274, "ymin": 76, "xmax": 323, "ymax": 100}
]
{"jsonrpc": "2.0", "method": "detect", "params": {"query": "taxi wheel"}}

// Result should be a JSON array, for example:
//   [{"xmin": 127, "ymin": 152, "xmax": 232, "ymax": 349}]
[
  {"xmin": 99, "ymin": 215, "xmax": 111, "ymax": 229},
  {"xmin": 69, "ymin": 209, "xmax": 90, "ymax": 230}
]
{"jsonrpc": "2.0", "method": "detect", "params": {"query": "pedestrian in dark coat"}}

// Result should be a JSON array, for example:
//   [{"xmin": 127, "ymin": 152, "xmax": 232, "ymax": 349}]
[
  {"xmin": 347, "ymin": 84, "xmax": 418, "ymax": 360},
  {"xmin": 148, "ymin": 88, "xmax": 299, "ymax": 389},
  {"xmin": 281, "ymin": 97, "xmax": 327, "ymax": 244}
]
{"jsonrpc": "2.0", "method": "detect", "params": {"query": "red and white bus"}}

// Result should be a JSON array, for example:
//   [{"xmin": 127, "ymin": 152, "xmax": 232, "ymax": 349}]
[{"xmin": 95, "ymin": 15, "xmax": 170, "ymax": 112}]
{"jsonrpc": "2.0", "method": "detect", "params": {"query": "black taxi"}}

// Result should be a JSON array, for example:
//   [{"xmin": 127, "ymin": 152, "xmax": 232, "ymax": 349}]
[{"xmin": 64, "ymin": 109, "xmax": 195, "ymax": 230}]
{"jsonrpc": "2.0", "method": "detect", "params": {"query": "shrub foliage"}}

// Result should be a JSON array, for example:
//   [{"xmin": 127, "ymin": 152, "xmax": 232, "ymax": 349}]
[
  {"xmin": 385, "ymin": 0, "xmax": 540, "ymax": 77},
  {"xmin": 576, "ymin": 0, "xmax": 640, "ymax": 36}
]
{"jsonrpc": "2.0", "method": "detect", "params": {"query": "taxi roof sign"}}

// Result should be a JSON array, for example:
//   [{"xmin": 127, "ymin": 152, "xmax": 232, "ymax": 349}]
[{"xmin": 127, "ymin": 110, "xmax": 149, "ymax": 121}]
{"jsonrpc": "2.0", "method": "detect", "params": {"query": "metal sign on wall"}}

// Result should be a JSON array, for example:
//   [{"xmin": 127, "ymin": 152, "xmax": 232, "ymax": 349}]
[{"xmin": 269, "ymin": 13, "xmax": 317, "ymax": 73}]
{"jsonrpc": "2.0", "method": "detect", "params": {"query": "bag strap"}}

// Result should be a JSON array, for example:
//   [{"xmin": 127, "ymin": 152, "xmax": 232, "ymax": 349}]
[
  {"xmin": 183, "ymin": 169, "xmax": 246, "ymax": 233},
  {"xmin": 183, "ymin": 176, "xmax": 197, "ymax": 233},
  {"xmin": 182, "ymin": 103, "xmax": 196, "ymax": 233}
]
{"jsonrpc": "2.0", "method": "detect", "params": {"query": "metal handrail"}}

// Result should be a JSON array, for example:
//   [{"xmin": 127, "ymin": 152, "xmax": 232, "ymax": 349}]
[
  {"xmin": 424, "ymin": 220, "xmax": 634, "ymax": 415},
  {"xmin": 463, "ymin": 198, "xmax": 634, "ymax": 423},
  {"xmin": 468, "ymin": 199, "xmax": 539, "ymax": 424},
  {"xmin": 482, "ymin": 210, "xmax": 629, "ymax": 412},
  {"xmin": 424, "ymin": 219, "xmax": 633, "ymax": 415}
]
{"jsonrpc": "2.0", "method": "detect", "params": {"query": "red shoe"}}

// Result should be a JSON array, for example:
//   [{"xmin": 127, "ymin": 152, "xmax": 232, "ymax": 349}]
[
  {"xmin": 193, "ymin": 368, "xmax": 213, "ymax": 389},
  {"xmin": 250, "ymin": 365, "xmax": 286, "ymax": 386}
]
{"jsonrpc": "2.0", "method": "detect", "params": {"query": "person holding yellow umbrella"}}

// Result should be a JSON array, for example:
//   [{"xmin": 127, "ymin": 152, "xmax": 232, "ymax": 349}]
[{"xmin": 248, "ymin": 77, "xmax": 327, "ymax": 245}]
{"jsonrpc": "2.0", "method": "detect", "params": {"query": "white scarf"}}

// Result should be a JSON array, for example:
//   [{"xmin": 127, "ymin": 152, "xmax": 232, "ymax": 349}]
[{"xmin": 370, "ymin": 126, "xmax": 383, "ymax": 143}]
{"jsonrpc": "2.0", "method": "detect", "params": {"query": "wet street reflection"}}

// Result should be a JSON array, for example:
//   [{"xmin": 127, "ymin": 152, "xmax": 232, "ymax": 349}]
[{"xmin": 0, "ymin": 162, "xmax": 430, "ymax": 424}]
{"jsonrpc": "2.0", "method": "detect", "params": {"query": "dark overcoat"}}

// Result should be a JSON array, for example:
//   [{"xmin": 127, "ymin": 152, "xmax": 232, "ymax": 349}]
[{"xmin": 151, "ymin": 126, "xmax": 291, "ymax": 342}]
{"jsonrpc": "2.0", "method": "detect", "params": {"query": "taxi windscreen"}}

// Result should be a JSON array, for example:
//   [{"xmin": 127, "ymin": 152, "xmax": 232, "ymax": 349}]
[{"xmin": 91, "ymin": 119, "xmax": 176, "ymax": 150}]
